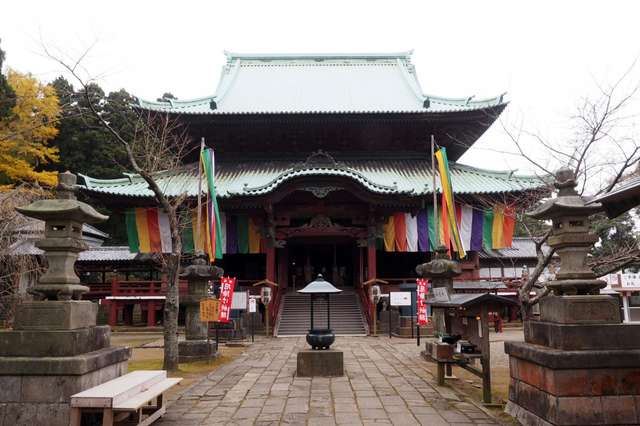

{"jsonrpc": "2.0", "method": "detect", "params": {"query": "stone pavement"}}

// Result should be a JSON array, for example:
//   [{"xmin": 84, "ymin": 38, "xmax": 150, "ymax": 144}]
[{"xmin": 157, "ymin": 336, "xmax": 502, "ymax": 425}]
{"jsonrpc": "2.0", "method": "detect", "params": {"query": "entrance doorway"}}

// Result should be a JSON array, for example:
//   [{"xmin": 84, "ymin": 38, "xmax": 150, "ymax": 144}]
[{"xmin": 287, "ymin": 238, "xmax": 357, "ymax": 290}]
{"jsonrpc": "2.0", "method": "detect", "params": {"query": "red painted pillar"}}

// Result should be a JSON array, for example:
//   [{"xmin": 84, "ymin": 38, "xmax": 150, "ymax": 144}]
[
  {"xmin": 108, "ymin": 301, "xmax": 118, "ymax": 327},
  {"xmin": 266, "ymin": 245, "xmax": 276, "ymax": 282},
  {"xmin": 278, "ymin": 247, "xmax": 288, "ymax": 289},
  {"xmin": 147, "ymin": 301, "xmax": 156, "ymax": 327},
  {"xmin": 367, "ymin": 243, "xmax": 377, "ymax": 280}
]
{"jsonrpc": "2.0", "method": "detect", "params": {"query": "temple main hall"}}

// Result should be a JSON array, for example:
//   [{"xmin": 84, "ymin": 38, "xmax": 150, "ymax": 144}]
[{"xmin": 79, "ymin": 51, "xmax": 545, "ymax": 334}]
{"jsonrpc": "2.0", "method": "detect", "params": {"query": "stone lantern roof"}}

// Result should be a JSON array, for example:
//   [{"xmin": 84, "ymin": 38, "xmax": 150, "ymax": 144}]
[
  {"xmin": 16, "ymin": 172, "xmax": 108, "ymax": 223},
  {"xmin": 527, "ymin": 167, "xmax": 602, "ymax": 220}
]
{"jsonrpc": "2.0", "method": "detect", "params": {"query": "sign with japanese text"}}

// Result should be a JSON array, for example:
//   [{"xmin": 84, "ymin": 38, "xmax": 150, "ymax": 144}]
[
  {"xmin": 218, "ymin": 276, "xmax": 237, "ymax": 323},
  {"xmin": 416, "ymin": 278, "xmax": 429, "ymax": 326},
  {"xmin": 249, "ymin": 298, "xmax": 257, "ymax": 313},
  {"xmin": 199, "ymin": 298, "xmax": 219, "ymax": 322},
  {"xmin": 232, "ymin": 291, "xmax": 248, "ymax": 310},
  {"xmin": 432, "ymin": 286, "xmax": 449, "ymax": 300},
  {"xmin": 390, "ymin": 291, "xmax": 412, "ymax": 306}
]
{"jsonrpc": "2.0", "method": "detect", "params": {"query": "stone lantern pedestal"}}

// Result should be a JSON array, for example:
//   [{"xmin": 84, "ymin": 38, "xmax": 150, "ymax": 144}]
[
  {"xmin": 505, "ymin": 168, "xmax": 640, "ymax": 425},
  {"xmin": 416, "ymin": 245, "xmax": 461, "ymax": 336},
  {"xmin": 0, "ymin": 173, "xmax": 130, "ymax": 426},
  {"xmin": 178, "ymin": 254, "xmax": 223, "ymax": 362}
]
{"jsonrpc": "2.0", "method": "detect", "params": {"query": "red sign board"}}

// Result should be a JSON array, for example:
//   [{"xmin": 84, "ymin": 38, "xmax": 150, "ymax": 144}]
[
  {"xmin": 416, "ymin": 278, "xmax": 429, "ymax": 325},
  {"xmin": 218, "ymin": 276, "xmax": 236, "ymax": 323}
]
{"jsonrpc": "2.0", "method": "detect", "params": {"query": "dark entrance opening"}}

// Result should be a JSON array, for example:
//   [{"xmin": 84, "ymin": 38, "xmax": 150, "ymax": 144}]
[{"xmin": 287, "ymin": 237, "xmax": 357, "ymax": 290}]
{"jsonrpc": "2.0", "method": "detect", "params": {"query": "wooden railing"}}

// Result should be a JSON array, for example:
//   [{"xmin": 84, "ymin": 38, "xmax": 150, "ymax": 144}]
[{"xmin": 357, "ymin": 285, "xmax": 373, "ymax": 333}]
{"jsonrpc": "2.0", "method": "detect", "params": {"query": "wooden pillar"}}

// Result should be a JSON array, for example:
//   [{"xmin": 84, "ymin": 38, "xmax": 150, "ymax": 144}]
[
  {"xmin": 108, "ymin": 301, "xmax": 118, "ymax": 327},
  {"xmin": 367, "ymin": 244, "xmax": 377, "ymax": 280},
  {"xmin": 266, "ymin": 245, "xmax": 276, "ymax": 282},
  {"xmin": 147, "ymin": 301, "xmax": 156, "ymax": 327},
  {"xmin": 278, "ymin": 247, "xmax": 288, "ymax": 289},
  {"xmin": 480, "ymin": 304, "xmax": 492, "ymax": 404},
  {"xmin": 359, "ymin": 247, "xmax": 364, "ymax": 285}
]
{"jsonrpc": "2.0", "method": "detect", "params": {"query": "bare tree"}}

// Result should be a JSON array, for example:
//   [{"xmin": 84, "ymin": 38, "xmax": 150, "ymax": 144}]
[
  {"xmin": 0, "ymin": 185, "xmax": 49, "ymax": 326},
  {"xmin": 504, "ymin": 63, "xmax": 640, "ymax": 316},
  {"xmin": 43, "ymin": 44, "xmax": 193, "ymax": 371}
]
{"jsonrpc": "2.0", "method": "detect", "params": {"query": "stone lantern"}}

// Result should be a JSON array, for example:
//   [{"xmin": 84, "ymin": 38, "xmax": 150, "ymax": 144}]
[
  {"xmin": 0, "ymin": 172, "xmax": 130, "ymax": 426},
  {"xmin": 415, "ymin": 245, "xmax": 461, "ymax": 294},
  {"xmin": 178, "ymin": 252, "xmax": 223, "ymax": 362},
  {"xmin": 526, "ymin": 167, "xmax": 618, "ymax": 323},
  {"xmin": 416, "ymin": 245, "xmax": 461, "ymax": 336},
  {"xmin": 527, "ymin": 167, "xmax": 606, "ymax": 296},
  {"xmin": 505, "ymin": 167, "xmax": 640, "ymax": 426},
  {"xmin": 16, "ymin": 171, "xmax": 108, "ymax": 301}
]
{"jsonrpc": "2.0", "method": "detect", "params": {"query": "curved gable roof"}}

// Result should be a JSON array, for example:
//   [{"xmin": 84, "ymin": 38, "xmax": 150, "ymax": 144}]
[{"xmin": 136, "ymin": 51, "xmax": 506, "ymax": 115}]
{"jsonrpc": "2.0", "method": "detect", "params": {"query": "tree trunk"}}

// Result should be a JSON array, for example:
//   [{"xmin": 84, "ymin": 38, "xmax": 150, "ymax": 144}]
[{"xmin": 162, "ymin": 252, "xmax": 180, "ymax": 371}]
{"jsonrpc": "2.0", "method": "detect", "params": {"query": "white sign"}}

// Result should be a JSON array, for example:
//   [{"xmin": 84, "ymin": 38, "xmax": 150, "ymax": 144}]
[
  {"xmin": 231, "ymin": 291, "xmax": 248, "ymax": 310},
  {"xmin": 248, "ymin": 298, "xmax": 257, "ymax": 313},
  {"xmin": 432, "ymin": 287, "xmax": 450, "ymax": 300},
  {"xmin": 390, "ymin": 291, "xmax": 412, "ymax": 306}
]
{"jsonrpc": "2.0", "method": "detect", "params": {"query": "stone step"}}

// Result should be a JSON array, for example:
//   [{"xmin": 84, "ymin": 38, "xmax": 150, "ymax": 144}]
[{"xmin": 276, "ymin": 292, "xmax": 366, "ymax": 336}]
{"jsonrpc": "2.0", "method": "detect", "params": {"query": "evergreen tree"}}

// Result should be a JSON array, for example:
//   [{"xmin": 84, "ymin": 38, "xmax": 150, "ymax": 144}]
[
  {"xmin": 49, "ymin": 77, "xmax": 129, "ymax": 178},
  {"xmin": 0, "ymin": 40, "xmax": 16, "ymax": 120},
  {"xmin": 592, "ymin": 211, "xmax": 639, "ymax": 260},
  {"xmin": 157, "ymin": 92, "xmax": 177, "ymax": 102}
]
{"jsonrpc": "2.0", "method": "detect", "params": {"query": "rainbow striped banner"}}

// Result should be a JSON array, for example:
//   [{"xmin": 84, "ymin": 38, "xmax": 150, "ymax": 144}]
[
  {"xmin": 435, "ymin": 147, "xmax": 466, "ymax": 258},
  {"xmin": 126, "ymin": 205, "xmax": 264, "ymax": 255},
  {"xmin": 381, "ymin": 204, "xmax": 515, "ymax": 254},
  {"xmin": 125, "ymin": 208, "xmax": 172, "ymax": 253},
  {"xmin": 201, "ymin": 148, "xmax": 223, "ymax": 261}
]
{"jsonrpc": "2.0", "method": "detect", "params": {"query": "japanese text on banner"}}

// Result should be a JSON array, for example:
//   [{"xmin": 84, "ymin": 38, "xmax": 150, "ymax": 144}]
[
  {"xmin": 416, "ymin": 278, "xmax": 429, "ymax": 325},
  {"xmin": 218, "ymin": 276, "xmax": 236, "ymax": 323}
]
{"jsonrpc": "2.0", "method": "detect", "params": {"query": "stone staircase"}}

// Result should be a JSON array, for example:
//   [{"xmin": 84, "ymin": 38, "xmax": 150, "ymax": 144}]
[{"xmin": 275, "ymin": 289, "xmax": 367, "ymax": 336}]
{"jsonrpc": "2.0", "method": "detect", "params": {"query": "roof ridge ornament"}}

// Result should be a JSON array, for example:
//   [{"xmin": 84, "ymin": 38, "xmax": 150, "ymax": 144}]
[{"xmin": 302, "ymin": 150, "xmax": 341, "ymax": 168}]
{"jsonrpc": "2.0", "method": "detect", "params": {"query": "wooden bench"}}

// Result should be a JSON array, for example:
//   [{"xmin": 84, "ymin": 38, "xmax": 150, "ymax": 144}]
[{"xmin": 70, "ymin": 370, "xmax": 182, "ymax": 426}]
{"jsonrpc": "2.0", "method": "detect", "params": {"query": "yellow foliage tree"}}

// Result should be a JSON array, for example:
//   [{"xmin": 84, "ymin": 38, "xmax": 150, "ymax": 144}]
[{"xmin": 0, "ymin": 70, "xmax": 60, "ymax": 188}]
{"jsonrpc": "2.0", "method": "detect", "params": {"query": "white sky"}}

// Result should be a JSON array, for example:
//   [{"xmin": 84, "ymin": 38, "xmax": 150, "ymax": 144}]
[{"xmin": 2, "ymin": 0, "xmax": 640, "ymax": 179}]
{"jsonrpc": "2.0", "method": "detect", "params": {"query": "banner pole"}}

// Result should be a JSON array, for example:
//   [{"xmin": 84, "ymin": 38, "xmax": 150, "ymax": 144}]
[
  {"xmin": 207, "ymin": 320, "xmax": 211, "ymax": 363},
  {"xmin": 196, "ymin": 138, "xmax": 205, "ymax": 252},
  {"xmin": 431, "ymin": 135, "xmax": 439, "ymax": 247}
]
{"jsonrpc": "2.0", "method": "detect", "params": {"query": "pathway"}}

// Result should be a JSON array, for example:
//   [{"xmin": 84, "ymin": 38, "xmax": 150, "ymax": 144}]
[{"xmin": 157, "ymin": 336, "xmax": 502, "ymax": 425}]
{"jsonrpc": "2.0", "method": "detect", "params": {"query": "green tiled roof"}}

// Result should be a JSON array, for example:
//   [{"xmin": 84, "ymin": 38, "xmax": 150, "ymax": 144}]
[
  {"xmin": 135, "ymin": 51, "xmax": 506, "ymax": 115},
  {"xmin": 79, "ymin": 157, "xmax": 545, "ymax": 199}
]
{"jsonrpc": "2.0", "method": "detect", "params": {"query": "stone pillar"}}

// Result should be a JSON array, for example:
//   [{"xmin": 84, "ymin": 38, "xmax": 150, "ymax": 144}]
[
  {"xmin": 505, "ymin": 168, "xmax": 640, "ymax": 425},
  {"xmin": 622, "ymin": 293, "xmax": 630, "ymax": 323},
  {"xmin": 0, "ymin": 172, "xmax": 130, "ymax": 426},
  {"xmin": 178, "ymin": 253, "xmax": 223, "ymax": 363},
  {"xmin": 416, "ymin": 246, "xmax": 461, "ymax": 336}
]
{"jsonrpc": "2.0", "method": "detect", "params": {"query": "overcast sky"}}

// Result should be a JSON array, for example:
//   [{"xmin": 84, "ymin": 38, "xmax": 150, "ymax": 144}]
[{"xmin": 2, "ymin": 0, "xmax": 639, "ymax": 176}]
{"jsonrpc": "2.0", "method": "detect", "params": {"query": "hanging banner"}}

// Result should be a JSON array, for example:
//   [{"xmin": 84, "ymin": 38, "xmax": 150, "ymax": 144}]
[
  {"xmin": 218, "ymin": 276, "xmax": 237, "ymax": 323},
  {"xmin": 416, "ymin": 278, "xmax": 429, "ymax": 325}
]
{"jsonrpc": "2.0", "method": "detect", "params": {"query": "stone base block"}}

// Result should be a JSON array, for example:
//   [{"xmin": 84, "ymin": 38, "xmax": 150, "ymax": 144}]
[
  {"xmin": 0, "ymin": 348, "xmax": 129, "ymax": 426},
  {"xmin": 296, "ymin": 350, "xmax": 343, "ymax": 377},
  {"xmin": 13, "ymin": 301, "xmax": 97, "ymax": 330},
  {"xmin": 0, "ymin": 346, "xmax": 130, "ymax": 376},
  {"xmin": 178, "ymin": 340, "xmax": 218, "ymax": 363},
  {"xmin": 525, "ymin": 320, "xmax": 640, "ymax": 350},
  {"xmin": 0, "ymin": 326, "xmax": 111, "ymax": 357},
  {"xmin": 506, "ymin": 341, "xmax": 640, "ymax": 425},
  {"xmin": 539, "ymin": 295, "xmax": 620, "ymax": 324}
]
